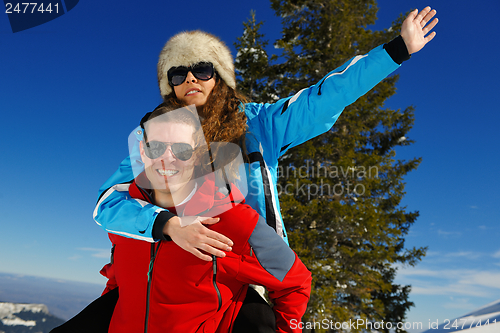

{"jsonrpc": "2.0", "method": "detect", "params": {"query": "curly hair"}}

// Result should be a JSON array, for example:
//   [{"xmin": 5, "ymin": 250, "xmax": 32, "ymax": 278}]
[
  {"xmin": 163, "ymin": 74, "xmax": 249, "ymax": 151},
  {"xmin": 149, "ymin": 77, "xmax": 249, "ymax": 181}
]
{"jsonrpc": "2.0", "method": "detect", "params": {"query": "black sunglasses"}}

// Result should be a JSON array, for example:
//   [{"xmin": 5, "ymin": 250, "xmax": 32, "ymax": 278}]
[
  {"xmin": 167, "ymin": 62, "xmax": 214, "ymax": 86},
  {"xmin": 144, "ymin": 141, "xmax": 194, "ymax": 161}
]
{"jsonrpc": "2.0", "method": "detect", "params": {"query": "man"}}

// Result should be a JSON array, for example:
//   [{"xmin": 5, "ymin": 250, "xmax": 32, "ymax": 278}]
[{"xmin": 101, "ymin": 103, "xmax": 311, "ymax": 333}]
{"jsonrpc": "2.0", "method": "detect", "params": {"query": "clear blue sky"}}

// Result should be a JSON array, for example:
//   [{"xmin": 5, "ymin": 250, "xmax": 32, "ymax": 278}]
[{"xmin": 1, "ymin": 0, "xmax": 499, "ymax": 331}]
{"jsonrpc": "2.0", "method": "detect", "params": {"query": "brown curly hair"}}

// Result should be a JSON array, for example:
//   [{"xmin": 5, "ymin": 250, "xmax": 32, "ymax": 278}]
[
  {"xmin": 163, "ymin": 74, "xmax": 249, "ymax": 151},
  {"xmin": 159, "ymin": 74, "xmax": 250, "ymax": 180}
]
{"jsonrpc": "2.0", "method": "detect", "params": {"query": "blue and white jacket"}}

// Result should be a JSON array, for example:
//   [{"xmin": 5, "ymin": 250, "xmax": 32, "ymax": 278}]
[{"xmin": 93, "ymin": 39, "xmax": 407, "ymax": 245}]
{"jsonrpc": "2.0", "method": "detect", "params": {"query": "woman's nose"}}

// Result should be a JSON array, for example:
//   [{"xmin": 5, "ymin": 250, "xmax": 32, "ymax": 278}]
[{"xmin": 185, "ymin": 71, "xmax": 197, "ymax": 83}]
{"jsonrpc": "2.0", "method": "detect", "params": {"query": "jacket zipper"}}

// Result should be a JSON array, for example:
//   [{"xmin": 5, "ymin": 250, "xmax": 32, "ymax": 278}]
[
  {"xmin": 212, "ymin": 255, "xmax": 222, "ymax": 311},
  {"xmin": 145, "ymin": 242, "xmax": 161, "ymax": 333}
]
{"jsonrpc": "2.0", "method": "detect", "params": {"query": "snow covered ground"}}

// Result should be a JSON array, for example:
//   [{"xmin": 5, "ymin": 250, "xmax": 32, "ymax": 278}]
[{"xmin": 0, "ymin": 302, "xmax": 45, "ymax": 326}]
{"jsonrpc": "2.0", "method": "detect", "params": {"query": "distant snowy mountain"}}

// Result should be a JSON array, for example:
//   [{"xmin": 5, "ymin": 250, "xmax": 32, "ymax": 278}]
[
  {"xmin": 0, "ymin": 272, "xmax": 104, "ymax": 320},
  {"xmin": 0, "ymin": 302, "xmax": 64, "ymax": 333}
]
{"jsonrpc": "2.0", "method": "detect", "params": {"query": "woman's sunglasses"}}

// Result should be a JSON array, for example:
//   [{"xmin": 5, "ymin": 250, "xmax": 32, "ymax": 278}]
[
  {"xmin": 144, "ymin": 141, "xmax": 194, "ymax": 161},
  {"xmin": 167, "ymin": 62, "xmax": 215, "ymax": 86}
]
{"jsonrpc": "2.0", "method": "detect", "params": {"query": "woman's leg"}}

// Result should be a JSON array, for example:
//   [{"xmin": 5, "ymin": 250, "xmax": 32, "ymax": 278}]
[
  {"xmin": 232, "ymin": 286, "xmax": 276, "ymax": 333},
  {"xmin": 49, "ymin": 288, "xmax": 118, "ymax": 333}
]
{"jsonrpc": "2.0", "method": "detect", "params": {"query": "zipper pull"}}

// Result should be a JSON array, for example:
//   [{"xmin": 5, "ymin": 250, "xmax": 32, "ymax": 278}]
[
  {"xmin": 147, "ymin": 243, "xmax": 158, "ymax": 282},
  {"xmin": 212, "ymin": 255, "xmax": 222, "ymax": 311},
  {"xmin": 147, "ymin": 259, "xmax": 154, "ymax": 282}
]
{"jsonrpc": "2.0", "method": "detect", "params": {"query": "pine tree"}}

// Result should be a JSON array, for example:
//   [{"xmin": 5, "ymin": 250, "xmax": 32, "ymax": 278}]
[
  {"xmin": 234, "ymin": 10, "xmax": 277, "ymax": 102},
  {"xmin": 235, "ymin": 1, "xmax": 426, "ymax": 332}
]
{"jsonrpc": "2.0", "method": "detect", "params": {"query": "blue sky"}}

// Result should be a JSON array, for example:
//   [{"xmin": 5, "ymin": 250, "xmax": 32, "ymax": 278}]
[{"xmin": 1, "ymin": 0, "xmax": 499, "ymax": 331}]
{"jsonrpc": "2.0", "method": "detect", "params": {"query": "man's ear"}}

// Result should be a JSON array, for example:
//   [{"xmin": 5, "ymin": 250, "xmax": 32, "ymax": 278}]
[{"xmin": 193, "ymin": 153, "xmax": 201, "ymax": 166}]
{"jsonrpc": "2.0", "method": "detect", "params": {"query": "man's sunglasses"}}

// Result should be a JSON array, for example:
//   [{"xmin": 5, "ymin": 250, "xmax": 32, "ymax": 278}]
[
  {"xmin": 144, "ymin": 141, "xmax": 194, "ymax": 161},
  {"xmin": 167, "ymin": 62, "xmax": 215, "ymax": 86}
]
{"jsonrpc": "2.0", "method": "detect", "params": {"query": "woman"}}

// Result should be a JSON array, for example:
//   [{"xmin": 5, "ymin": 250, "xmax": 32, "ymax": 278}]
[
  {"xmin": 87, "ymin": 6, "xmax": 438, "ymax": 331},
  {"xmin": 95, "ymin": 7, "xmax": 438, "ymax": 259}
]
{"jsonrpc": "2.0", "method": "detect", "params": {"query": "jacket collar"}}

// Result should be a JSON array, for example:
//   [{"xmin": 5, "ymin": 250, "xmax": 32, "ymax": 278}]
[{"xmin": 129, "ymin": 173, "xmax": 246, "ymax": 217}]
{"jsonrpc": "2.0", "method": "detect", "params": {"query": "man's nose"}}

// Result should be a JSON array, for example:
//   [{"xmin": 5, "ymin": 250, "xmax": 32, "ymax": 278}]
[{"xmin": 160, "ymin": 146, "xmax": 176, "ymax": 162}]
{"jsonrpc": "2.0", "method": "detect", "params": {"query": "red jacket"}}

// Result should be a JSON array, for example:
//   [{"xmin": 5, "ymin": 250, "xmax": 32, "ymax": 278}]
[{"xmin": 101, "ymin": 175, "xmax": 311, "ymax": 333}]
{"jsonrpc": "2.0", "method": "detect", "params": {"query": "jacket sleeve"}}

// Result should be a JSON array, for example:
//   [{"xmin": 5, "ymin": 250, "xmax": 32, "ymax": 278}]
[
  {"xmin": 244, "ymin": 43, "xmax": 400, "ymax": 162},
  {"xmin": 93, "ymin": 129, "xmax": 175, "ymax": 242},
  {"xmin": 93, "ymin": 179, "xmax": 169, "ymax": 242},
  {"xmin": 235, "ymin": 217, "xmax": 312, "ymax": 333}
]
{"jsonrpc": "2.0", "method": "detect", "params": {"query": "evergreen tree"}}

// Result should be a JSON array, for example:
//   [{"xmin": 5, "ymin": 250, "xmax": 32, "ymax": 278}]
[
  {"xmin": 234, "ymin": 10, "xmax": 277, "ymax": 102},
  {"xmin": 235, "ymin": 1, "xmax": 426, "ymax": 332}
]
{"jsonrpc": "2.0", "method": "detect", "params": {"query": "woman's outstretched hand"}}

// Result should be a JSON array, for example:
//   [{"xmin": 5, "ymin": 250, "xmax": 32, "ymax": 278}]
[
  {"xmin": 401, "ymin": 6, "xmax": 439, "ymax": 54},
  {"xmin": 163, "ymin": 216, "xmax": 233, "ymax": 261}
]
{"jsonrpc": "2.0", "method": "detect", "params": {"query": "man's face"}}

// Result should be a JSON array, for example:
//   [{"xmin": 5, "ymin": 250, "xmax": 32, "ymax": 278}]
[{"xmin": 140, "ymin": 121, "xmax": 196, "ymax": 200}]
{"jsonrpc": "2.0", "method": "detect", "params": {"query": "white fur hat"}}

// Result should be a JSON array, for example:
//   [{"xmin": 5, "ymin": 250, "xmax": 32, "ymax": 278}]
[{"xmin": 157, "ymin": 30, "xmax": 236, "ymax": 98}]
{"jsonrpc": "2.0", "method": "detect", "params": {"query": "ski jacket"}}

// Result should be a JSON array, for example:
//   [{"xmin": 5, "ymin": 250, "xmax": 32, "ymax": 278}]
[
  {"xmin": 100, "ymin": 175, "xmax": 311, "ymax": 333},
  {"xmin": 94, "ymin": 40, "xmax": 405, "ymax": 245}
]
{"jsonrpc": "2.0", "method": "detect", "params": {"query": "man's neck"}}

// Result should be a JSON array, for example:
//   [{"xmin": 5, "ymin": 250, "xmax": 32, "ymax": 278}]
[{"xmin": 152, "ymin": 181, "xmax": 197, "ymax": 209}]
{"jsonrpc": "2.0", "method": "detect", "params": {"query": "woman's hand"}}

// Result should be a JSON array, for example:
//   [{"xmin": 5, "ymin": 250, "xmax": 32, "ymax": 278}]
[
  {"xmin": 401, "ymin": 6, "xmax": 438, "ymax": 54},
  {"xmin": 163, "ymin": 216, "xmax": 233, "ymax": 261}
]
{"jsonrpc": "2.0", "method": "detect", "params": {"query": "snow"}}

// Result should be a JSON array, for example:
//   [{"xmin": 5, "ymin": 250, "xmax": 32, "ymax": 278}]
[
  {"xmin": 2, "ymin": 317, "xmax": 36, "ymax": 326},
  {"xmin": 0, "ymin": 302, "xmax": 48, "ymax": 327},
  {"xmin": 236, "ymin": 47, "xmax": 267, "ymax": 61}
]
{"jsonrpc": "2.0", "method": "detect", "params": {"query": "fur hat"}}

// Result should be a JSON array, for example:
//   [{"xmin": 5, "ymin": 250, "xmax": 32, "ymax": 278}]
[{"xmin": 157, "ymin": 30, "xmax": 236, "ymax": 98}]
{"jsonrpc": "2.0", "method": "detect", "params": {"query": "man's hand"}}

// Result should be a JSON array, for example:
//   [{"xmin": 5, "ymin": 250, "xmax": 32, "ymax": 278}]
[
  {"xmin": 163, "ymin": 216, "xmax": 233, "ymax": 261},
  {"xmin": 401, "ymin": 6, "xmax": 438, "ymax": 54}
]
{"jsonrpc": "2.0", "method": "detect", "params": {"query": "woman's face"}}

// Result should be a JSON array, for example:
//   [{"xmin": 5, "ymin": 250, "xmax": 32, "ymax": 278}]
[
  {"xmin": 173, "ymin": 71, "xmax": 216, "ymax": 108},
  {"xmin": 140, "ymin": 121, "xmax": 197, "ymax": 203}
]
